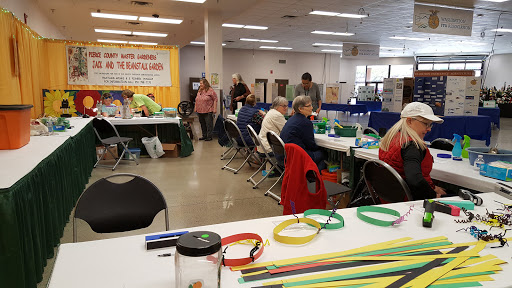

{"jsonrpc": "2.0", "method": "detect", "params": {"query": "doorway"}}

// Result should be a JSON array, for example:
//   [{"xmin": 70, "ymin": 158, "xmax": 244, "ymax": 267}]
[
  {"xmin": 255, "ymin": 78, "xmax": 268, "ymax": 103},
  {"xmin": 189, "ymin": 77, "xmax": 201, "ymax": 103},
  {"xmin": 275, "ymin": 79, "xmax": 289, "ymax": 99}
]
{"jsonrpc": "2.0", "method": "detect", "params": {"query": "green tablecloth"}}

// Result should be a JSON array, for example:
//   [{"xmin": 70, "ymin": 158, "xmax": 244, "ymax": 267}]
[{"xmin": 0, "ymin": 123, "xmax": 96, "ymax": 288}]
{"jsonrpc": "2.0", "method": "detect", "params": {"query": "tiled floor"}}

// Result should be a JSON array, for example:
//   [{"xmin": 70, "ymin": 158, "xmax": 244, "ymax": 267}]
[{"xmin": 37, "ymin": 115, "xmax": 512, "ymax": 288}]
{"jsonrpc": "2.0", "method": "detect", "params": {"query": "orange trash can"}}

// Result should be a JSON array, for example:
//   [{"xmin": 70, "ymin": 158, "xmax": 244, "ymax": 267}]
[{"xmin": 0, "ymin": 105, "xmax": 33, "ymax": 149}]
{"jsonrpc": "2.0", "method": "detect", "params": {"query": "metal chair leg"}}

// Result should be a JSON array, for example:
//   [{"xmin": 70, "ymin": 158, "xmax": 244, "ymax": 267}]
[
  {"xmin": 222, "ymin": 148, "xmax": 241, "ymax": 171},
  {"xmin": 221, "ymin": 146, "xmax": 234, "ymax": 160},
  {"xmin": 264, "ymin": 173, "xmax": 283, "ymax": 202},
  {"xmin": 247, "ymin": 159, "xmax": 270, "ymax": 188}
]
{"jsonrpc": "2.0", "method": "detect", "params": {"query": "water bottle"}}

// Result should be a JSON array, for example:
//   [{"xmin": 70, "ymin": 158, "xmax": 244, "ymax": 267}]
[
  {"xmin": 325, "ymin": 121, "xmax": 331, "ymax": 134},
  {"xmin": 474, "ymin": 155, "xmax": 485, "ymax": 171},
  {"xmin": 46, "ymin": 120, "xmax": 53, "ymax": 134}
]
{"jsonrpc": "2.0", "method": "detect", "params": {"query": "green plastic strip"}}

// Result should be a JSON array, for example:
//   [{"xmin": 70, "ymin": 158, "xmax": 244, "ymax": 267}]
[
  {"xmin": 304, "ymin": 209, "xmax": 344, "ymax": 229},
  {"xmin": 439, "ymin": 200, "xmax": 475, "ymax": 210},
  {"xmin": 430, "ymin": 282, "xmax": 483, "ymax": 287},
  {"xmin": 356, "ymin": 206, "xmax": 401, "ymax": 226}
]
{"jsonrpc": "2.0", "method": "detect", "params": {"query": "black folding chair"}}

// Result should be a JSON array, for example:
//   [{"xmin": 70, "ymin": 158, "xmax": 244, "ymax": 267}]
[
  {"xmin": 92, "ymin": 118, "xmax": 139, "ymax": 170},
  {"xmin": 221, "ymin": 119, "xmax": 260, "ymax": 174},
  {"xmin": 363, "ymin": 127, "xmax": 378, "ymax": 136},
  {"xmin": 246, "ymin": 125, "xmax": 276, "ymax": 189},
  {"xmin": 73, "ymin": 173, "xmax": 169, "ymax": 242},
  {"xmin": 306, "ymin": 177, "xmax": 352, "ymax": 210},
  {"xmin": 430, "ymin": 138, "xmax": 454, "ymax": 151},
  {"xmin": 265, "ymin": 131, "xmax": 286, "ymax": 202},
  {"xmin": 362, "ymin": 159, "xmax": 413, "ymax": 203}
]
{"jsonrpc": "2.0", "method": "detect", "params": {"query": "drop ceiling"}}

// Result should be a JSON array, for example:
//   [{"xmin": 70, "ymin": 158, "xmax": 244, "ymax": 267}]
[{"xmin": 37, "ymin": 0, "xmax": 512, "ymax": 57}]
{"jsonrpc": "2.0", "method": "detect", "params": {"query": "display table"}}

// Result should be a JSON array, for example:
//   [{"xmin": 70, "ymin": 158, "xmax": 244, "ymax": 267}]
[
  {"xmin": 0, "ymin": 118, "xmax": 96, "ymax": 288},
  {"xmin": 478, "ymin": 107, "xmax": 500, "ymax": 129},
  {"xmin": 356, "ymin": 101, "xmax": 382, "ymax": 112},
  {"xmin": 47, "ymin": 192, "xmax": 512, "ymax": 288},
  {"xmin": 497, "ymin": 103, "xmax": 512, "ymax": 118},
  {"xmin": 368, "ymin": 112, "xmax": 492, "ymax": 145},
  {"xmin": 354, "ymin": 147, "xmax": 500, "ymax": 192},
  {"xmin": 314, "ymin": 134, "xmax": 356, "ymax": 153},
  {"xmin": 107, "ymin": 117, "xmax": 193, "ymax": 157}
]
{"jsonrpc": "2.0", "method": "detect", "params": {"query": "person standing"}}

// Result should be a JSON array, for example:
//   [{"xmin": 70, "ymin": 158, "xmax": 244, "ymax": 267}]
[
  {"xmin": 194, "ymin": 78, "xmax": 218, "ymax": 141},
  {"xmin": 294, "ymin": 72, "xmax": 322, "ymax": 115},
  {"xmin": 230, "ymin": 73, "xmax": 251, "ymax": 113},
  {"xmin": 121, "ymin": 89, "xmax": 161, "ymax": 116}
]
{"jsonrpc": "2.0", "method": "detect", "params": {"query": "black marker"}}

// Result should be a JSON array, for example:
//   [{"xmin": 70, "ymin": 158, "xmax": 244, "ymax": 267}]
[{"xmin": 158, "ymin": 253, "xmax": 172, "ymax": 257}]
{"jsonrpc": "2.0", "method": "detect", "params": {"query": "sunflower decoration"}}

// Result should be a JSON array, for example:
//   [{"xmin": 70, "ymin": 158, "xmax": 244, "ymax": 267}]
[{"xmin": 44, "ymin": 90, "xmax": 77, "ymax": 117}]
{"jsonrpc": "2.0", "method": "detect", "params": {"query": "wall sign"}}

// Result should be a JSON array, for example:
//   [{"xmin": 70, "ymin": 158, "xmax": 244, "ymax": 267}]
[
  {"xmin": 413, "ymin": 4, "xmax": 473, "ymax": 36},
  {"xmin": 66, "ymin": 45, "xmax": 171, "ymax": 86},
  {"xmin": 342, "ymin": 43, "xmax": 380, "ymax": 59}
]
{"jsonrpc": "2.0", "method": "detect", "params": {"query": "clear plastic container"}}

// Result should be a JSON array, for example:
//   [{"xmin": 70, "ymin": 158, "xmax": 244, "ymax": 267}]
[
  {"xmin": 474, "ymin": 155, "xmax": 485, "ymax": 171},
  {"xmin": 175, "ymin": 231, "xmax": 222, "ymax": 288}
]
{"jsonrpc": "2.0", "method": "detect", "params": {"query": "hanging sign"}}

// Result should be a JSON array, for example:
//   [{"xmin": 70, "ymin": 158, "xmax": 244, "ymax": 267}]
[
  {"xmin": 66, "ymin": 45, "xmax": 171, "ymax": 86},
  {"xmin": 342, "ymin": 43, "xmax": 379, "ymax": 59},
  {"xmin": 413, "ymin": 4, "xmax": 473, "ymax": 36}
]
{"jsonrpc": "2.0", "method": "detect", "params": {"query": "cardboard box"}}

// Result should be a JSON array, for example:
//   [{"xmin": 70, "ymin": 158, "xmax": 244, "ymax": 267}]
[
  {"xmin": 96, "ymin": 145, "xmax": 118, "ymax": 160},
  {"xmin": 162, "ymin": 143, "xmax": 181, "ymax": 158}
]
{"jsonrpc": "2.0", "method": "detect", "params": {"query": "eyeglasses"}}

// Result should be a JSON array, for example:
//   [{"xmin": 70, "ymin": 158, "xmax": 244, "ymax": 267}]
[
  {"xmin": 279, "ymin": 104, "xmax": 288, "ymax": 107},
  {"xmin": 103, "ymin": 96, "xmax": 112, "ymax": 99},
  {"xmin": 303, "ymin": 104, "xmax": 312, "ymax": 108},
  {"xmin": 413, "ymin": 118, "xmax": 433, "ymax": 129}
]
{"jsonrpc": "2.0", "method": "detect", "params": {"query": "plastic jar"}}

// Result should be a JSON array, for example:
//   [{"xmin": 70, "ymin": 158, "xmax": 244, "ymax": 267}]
[{"xmin": 175, "ymin": 231, "xmax": 222, "ymax": 288}]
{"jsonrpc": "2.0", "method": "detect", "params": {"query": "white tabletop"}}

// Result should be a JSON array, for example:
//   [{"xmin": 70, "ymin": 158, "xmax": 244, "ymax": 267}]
[
  {"xmin": 108, "ymin": 117, "xmax": 181, "ymax": 125},
  {"xmin": 354, "ymin": 148, "xmax": 500, "ymax": 192},
  {"xmin": 0, "ymin": 118, "xmax": 94, "ymax": 189},
  {"xmin": 48, "ymin": 193, "xmax": 512, "ymax": 288},
  {"xmin": 314, "ymin": 134, "xmax": 356, "ymax": 153}
]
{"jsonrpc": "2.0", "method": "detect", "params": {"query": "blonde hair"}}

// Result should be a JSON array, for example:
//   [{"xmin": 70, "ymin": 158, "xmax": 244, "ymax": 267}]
[
  {"xmin": 232, "ymin": 73, "xmax": 244, "ymax": 84},
  {"xmin": 246, "ymin": 94, "xmax": 256, "ymax": 106},
  {"xmin": 380, "ymin": 118, "xmax": 427, "ymax": 151}
]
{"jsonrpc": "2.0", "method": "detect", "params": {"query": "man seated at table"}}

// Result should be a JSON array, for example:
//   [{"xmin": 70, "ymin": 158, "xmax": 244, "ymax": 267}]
[
  {"xmin": 280, "ymin": 95, "xmax": 326, "ymax": 171},
  {"xmin": 379, "ymin": 102, "xmax": 447, "ymax": 200},
  {"xmin": 294, "ymin": 72, "xmax": 321, "ymax": 116},
  {"xmin": 121, "ymin": 89, "xmax": 162, "ymax": 117}
]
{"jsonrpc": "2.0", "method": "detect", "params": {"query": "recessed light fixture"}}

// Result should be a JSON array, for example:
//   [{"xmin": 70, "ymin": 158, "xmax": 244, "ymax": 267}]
[
  {"xmin": 91, "ymin": 12, "xmax": 138, "ymax": 20},
  {"xmin": 309, "ymin": 11, "xmax": 367, "ymax": 18},
  {"xmin": 240, "ymin": 38, "xmax": 277, "ymax": 43},
  {"xmin": 312, "ymin": 31, "xmax": 354, "ymax": 36},
  {"xmin": 492, "ymin": 28, "xmax": 512, "ymax": 33},
  {"xmin": 98, "ymin": 39, "xmax": 129, "ymax": 44},
  {"xmin": 222, "ymin": 23, "xmax": 245, "ymax": 28},
  {"xmin": 190, "ymin": 41, "xmax": 226, "ymax": 46},
  {"xmin": 95, "ymin": 28, "xmax": 131, "ymax": 34},
  {"xmin": 133, "ymin": 31, "xmax": 168, "ymax": 37},
  {"xmin": 175, "ymin": 0, "xmax": 206, "ymax": 3},
  {"xmin": 129, "ymin": 41, "xmax": 158, "ymax": 45},
  {"xmin": 389, "ymin": 36, "xmax": 427, "ymax": 41},
  {"xmin": 321, "ymin": 49, "xmax": 343, "ymax": 53},
  {"xmin": 313, "ymin": 43, "xmax": 343, "ymax": 47},
  {"xmin": 244, "ymin": 25, "xmax": 268, "ymax": 30},
  {"xmin": 259, "ymin": 46, "xmax": 292, "ymax": 50},
  {"xmin": 138, "ymin": 16, "xmax": 182, "ymax": 24}
]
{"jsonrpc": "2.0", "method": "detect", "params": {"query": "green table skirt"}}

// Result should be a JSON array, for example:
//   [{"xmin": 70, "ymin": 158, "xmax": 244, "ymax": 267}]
[{"xmin": 0, "ymin": 123, "xmax": 96, "ymax": 288}]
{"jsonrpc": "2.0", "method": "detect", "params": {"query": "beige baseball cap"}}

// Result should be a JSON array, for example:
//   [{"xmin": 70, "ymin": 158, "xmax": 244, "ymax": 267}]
[{"xmin": 401, "ymin": 102, "xmax": 444, "ymax": 123}]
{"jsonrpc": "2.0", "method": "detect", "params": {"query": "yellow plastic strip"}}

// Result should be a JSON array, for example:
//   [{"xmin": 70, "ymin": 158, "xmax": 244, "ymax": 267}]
[
  {"xmin": 435, "ymin": 275, "xmax": 495, "ymax": 284},
  {"xmin": 288, "ymin": 276, "xmax": 403, "ymax": 288},
  {"xmin": 318, "ymin": 251, "xmax": 481, "ymax": 263},
  {"xmin": 240, "ymin": 270, "xmax": 269, "ymax": 278},
  {"xmin": 262, "ymin": 260, "xmax": 426, "ymax": 286},
  {"xmin": 441, "ymin": 260, "xmax": 505, "ymax": 278},
  {"xmin": 273, "ymin": 218, "xmax": 322, "ymax": 245},
  {"xmin": 231, "ymin": 237, "xmax": 413, "ymax": 271}
]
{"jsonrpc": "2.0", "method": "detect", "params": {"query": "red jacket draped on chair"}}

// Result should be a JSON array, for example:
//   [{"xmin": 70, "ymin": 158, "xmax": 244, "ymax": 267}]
[{"xmin": 280, "ymin": 143, "xmax": 327, "ymax": 215}]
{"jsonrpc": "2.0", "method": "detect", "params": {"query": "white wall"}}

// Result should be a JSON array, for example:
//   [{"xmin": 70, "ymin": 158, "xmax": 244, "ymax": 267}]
[
  {"xmin": 339, "ymin": 57, "xmax": 416, "ymax": 103},
  {"xmin": 482, "ymin": 53, "xmax": 512, "ymax": 89},
  {"xmin": 179, "ymin": 46, "xmax": 341, "ymax": 102},
  {"xmin": 1, "ymin": 0, "xmax": 64, "ymax": 39}
]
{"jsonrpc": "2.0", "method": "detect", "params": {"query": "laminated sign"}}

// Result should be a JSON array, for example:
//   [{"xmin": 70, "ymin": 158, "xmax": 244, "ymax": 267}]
[{"xmin": 413, "ymin": 4, "xmax": 473, "ymax": 36}]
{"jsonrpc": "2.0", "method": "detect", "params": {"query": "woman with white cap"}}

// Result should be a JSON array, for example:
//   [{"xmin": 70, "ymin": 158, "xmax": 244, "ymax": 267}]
[{"xmin": 379, "ymin": 102, "xmax": 447, "ymax": 200}]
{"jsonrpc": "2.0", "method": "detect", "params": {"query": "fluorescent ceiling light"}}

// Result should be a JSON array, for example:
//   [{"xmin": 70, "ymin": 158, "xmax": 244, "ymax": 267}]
[
  {"xmin": 190, "ymin": 41, "xmax": 226, "ymax": 46},
  {"xmin": 138, "ymin": 17, "xmax": 182, "ymax": 24},
  {"xmin": 133, "ymin": 31, "xmax": 168, "ymax": 37},
  {"xmin": 390, "ymin": 36, "xmax": 427, "ymax": 41},
  {"xmin": 310, "ymin": 11, "xmax": 339, "ymax": 16},
  {"xmin": 91, "ymin": 12, "xmax": 138, "ymax": 20},
  {"xmin": 129, "ymin": 41, "xmax": 158, "ymax": 45},
  {"xmin": 97, "ymin": 39, "xmax": 128, "ymax": 44},
  {"xmin": 313, "ymin": 43, "xmax": 343, "ymax": 47},
  {"xmin": 337, "ymin": 13, "xmax": 367, "ymax": 18},
  {"xmin": 175, "ymin": 0, "xmax": 206, "ymax": 3},
  {"xmin": 312, "ymin": 31, "xmax": 334, "ymax": 35},
  {"xmin": 244, "ymin": 25, "xmax": 268, "ymax": 30},
  {"xmin": 380, "ymin": 46, "xmax": 403, "ymax": 50},
  {"xmin": 322, "ymin": 49, "xmax": 343, "ymax": 52},
  {"xmin": 492, "ymin": 28, "xmax": 512, "ymax": 33},
  {"xmin": 260, "ymin": 46, "xmax": 292, "ymax": 50},
  {"xmin": 276, "ymin": 47, "xmax": 292, "ymax": 50},
  {"xmin": 259, "ymin": 40, "xmax": 279, "ymax": 43},
  {"xmin": 260, "ymin": 46, "xmax": 276, "ymax": 49},
  {"xmin": 240, "ymin": 38, "xmax": 260, "ymax": 42},
  {"xmin": 333, "ymin": 32, "xmax": 355, "ymax": 36},
  {"xmin": 222, "ymin": 23, "xmax": 244, "ymax": 28},
  {"xmin": 95, "ymin": 28, "xmax": 131, "ymax": 34}
]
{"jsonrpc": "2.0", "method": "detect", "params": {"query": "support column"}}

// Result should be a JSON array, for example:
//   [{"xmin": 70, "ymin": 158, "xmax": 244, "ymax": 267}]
[{"xmin": 204, "ymin": 10, "xmax": 223, "ymax": 114}]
